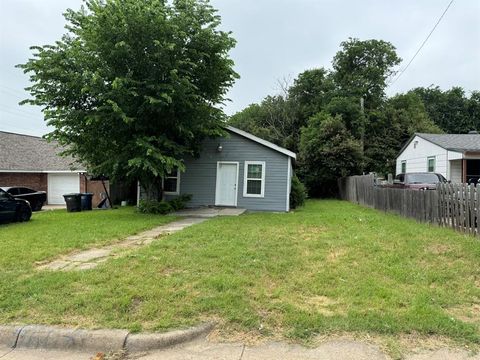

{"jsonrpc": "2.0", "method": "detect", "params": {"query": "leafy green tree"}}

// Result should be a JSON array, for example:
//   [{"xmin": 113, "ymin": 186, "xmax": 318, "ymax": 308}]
[
  {"xmin": 364, "ymin": 93, "xmax": 442, "ymax": 174},
  {"xmin": 299, "ymin": 112, "xmax": 362, "ymax": 197},
  {"xmin": 332, "ymin": 38, "xmax": 401, "ymax": 108},
  {"xmin": 411, "ymin": 86, "xmax": 480, "ymax": 133},
  {"xmin": 19, "ymin": 0, "xmax": 238, "ymax": 197}
]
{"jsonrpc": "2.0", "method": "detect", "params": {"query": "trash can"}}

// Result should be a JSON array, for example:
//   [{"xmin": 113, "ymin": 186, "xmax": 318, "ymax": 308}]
[
  {"xmin": 81, "ymin": 193, "xmax": 94, "ymax": 211},
  {"xmin": 63, "ymin": 193, "xmax": 82, "ymax": 212}
]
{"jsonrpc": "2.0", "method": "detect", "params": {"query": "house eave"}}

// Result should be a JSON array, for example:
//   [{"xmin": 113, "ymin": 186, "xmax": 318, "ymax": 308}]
[{"xmin": 226, "ymin": 126, "xmax": 296, "ymax": 159}]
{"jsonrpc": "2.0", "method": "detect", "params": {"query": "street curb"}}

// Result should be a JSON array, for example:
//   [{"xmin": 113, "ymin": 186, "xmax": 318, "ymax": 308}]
[
  {"xmin": 125, "ymin": 322, "xmax": 216, "ymax": 352},
  {"xmin": 0, "ymin": 322, "xmax": 215, "ymax": 353}
]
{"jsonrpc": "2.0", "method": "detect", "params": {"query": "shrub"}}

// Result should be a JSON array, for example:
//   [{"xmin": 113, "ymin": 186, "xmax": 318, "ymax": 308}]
[
  {"xmin": 138, "ymin": 200, "xmax": 173, "ymax": 215},
  {"xmin": 167, "ymin": 194, "xmax": 193, "ymax": 211},
  {"xmin": 290, "ymin": 175, "xmax": 307, "ymax": 209}
]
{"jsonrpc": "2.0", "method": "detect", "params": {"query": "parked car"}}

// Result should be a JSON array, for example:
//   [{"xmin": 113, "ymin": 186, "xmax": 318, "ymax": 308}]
[
  {"xmin": 389, "ymin": 173, "xmax": 447, "ymax": 190},
  {"xmin": 0, "ymin": 188, "xmax": 32, "ymax": 223},
  {"xmin": 1, "ymin": 186, "xmax": 47, "ymax": 211}
]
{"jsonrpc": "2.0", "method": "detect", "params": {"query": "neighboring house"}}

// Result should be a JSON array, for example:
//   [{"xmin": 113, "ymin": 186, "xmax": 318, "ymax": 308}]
[
  {"xmin": 396, "ymin": 132, "xmax": 480, "ymax": 183},
  {"xmin": 140, "ymin": 126, "xmax": 296, "ymax": 212},
  {"xmin": 0, "ymin": 131, "xmax": 97, "ymax": 205}
]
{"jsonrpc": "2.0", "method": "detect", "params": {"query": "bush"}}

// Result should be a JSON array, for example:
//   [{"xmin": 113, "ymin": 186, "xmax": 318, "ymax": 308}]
[
  {"xmin": 167, "ymin": 194, "xmax": 193, "ymax": 211},
  {"xmin": 138, "ymin": 199, "xmax": 173, "ymax": 215},
  {"xmin": 290, "ymin": 175, "xmax": 307, "ymax": 209}
]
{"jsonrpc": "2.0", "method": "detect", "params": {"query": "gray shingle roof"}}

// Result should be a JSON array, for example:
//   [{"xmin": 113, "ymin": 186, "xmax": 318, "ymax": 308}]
[
  {"xmin": 416, "ymin": 133, "xmax": 480, "ymax": 152},
  {"xmin": 0, "ymin": 131, "xmax": 84, "ymax": 172}
]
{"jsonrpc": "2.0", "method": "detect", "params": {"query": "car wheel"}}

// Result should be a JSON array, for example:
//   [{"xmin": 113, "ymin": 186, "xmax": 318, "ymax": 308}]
[{"xmin": 17, "ymin": 205, "xmax": 32, "ymax": 222}]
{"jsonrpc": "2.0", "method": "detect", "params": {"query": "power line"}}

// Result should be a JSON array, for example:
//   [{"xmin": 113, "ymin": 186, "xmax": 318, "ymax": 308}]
[{"xmin": 388, "ymin": 0, "xmax": 454, "ymax": 87}]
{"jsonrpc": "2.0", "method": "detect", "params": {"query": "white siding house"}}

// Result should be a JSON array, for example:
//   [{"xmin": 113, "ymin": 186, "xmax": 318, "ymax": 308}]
[{"xmin": 396, "ymin": 133, "xmax": 480, "ymax": 184}]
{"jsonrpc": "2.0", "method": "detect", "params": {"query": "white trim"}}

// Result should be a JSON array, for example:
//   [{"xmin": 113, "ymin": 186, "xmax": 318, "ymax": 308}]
[
  {"xmin": 226, "ymin": 126, "xmax": 296, "ymax": 159},
  {"xmin": 163, "ymin": 169, "xmax": 181, "ymax": 195},
  {"xmin": 286, "ymin": 157, "xmax": 291, "ymax": 212},
  {"xmin": 243, "ymin": 161, "xmax": 266, "ymax": 198},
  {"xmin": 215, "ymin": 161, "xmax": 239, "ymax": 206},
  {"xmin": 0, "ymin": 169, "xmax": 86, "ymax": 173}
]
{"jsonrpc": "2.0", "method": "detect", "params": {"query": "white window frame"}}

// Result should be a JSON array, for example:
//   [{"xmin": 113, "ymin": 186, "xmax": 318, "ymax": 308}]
[
  {"xmin": 243, "ymin": 161, "xmax": 266, "ymax": 198},
  {"xmin": 163, "ymin": 169, "xmax": 180, "ymax": 195},
  {"xmin": 427, "ymin": 156, "xmax": 436, "ymax": 173},
  {"xmin": 401, "ymin": 160, "xmax": 406, "ymax": 174}
]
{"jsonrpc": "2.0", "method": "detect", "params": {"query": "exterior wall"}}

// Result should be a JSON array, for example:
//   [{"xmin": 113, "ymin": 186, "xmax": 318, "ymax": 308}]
[
  {"xmin": 162, "ymin": 132, "xmax": 291, "ymax": 212},
  {"xmin": 449, "ymin": 160, "xmax": 462, "ymax": 183},
  {"xmin": 0, "ymin": 172, "xmax": 47, "ymax": 193},
  {"xmin": 396, "ymin": 135, "xmax": 448, "ymax": 178}
]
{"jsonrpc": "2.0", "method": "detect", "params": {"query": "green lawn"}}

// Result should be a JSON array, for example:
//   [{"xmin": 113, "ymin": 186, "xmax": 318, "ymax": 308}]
[{"xmin": 0, "ymin": 200, "xmax": 479, "ymax": 346}]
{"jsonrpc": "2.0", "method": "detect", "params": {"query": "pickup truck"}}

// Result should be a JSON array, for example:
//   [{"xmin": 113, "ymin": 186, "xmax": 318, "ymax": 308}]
[{"xmin": 388, "ymin": 173, "xmax": 447, "ymax": 190}]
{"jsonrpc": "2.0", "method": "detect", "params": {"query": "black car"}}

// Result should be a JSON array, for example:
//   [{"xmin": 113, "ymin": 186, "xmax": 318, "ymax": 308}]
[
  {"xmin": 0, "ymin": 188, "xmax": 32, "ymax": 223},
  {"xmin": 1, "ymin": 186, "xmax": 47, "ymax": 211}
]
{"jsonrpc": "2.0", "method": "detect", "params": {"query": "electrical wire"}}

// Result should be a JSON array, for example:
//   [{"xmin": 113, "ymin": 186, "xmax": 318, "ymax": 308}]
[{"xmin": 388, "ymin": 0, "xmax": 454, "ymax": 87}]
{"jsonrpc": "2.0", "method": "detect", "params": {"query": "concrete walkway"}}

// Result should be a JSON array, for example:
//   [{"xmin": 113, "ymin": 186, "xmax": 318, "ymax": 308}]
[
  {"xmin": 1, "ymin": 338, "xmax": 478, "ymax": 360},
  {"xmin": 37, "ymin": 217, "xmax": 208, "ymax": 271},
  {"xmin": 37, "ymin": 207, "xmax": 245, "ymax": 272}
]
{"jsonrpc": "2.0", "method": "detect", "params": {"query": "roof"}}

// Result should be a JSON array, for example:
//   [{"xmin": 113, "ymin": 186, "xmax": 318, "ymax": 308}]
[
  {"xmin": 226, "ymin": 126, "xmax": 296, "ymax": 159},
  {"xmin": 0, "ymin": 131, "xmax": 84, "ymax": 172},
  {"xmin": 399, "ymin": 133, "xmax": 480, "ymax": 156}
]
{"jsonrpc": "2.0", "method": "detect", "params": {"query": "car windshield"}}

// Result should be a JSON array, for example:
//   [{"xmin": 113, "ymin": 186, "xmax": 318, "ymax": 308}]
[{"xmin": 406, "ymin": 174, "xmax": 440, "ymax": 184}]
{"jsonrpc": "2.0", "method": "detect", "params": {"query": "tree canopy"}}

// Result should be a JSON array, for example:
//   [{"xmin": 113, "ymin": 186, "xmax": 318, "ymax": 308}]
[
  {"xmin": 229, "ymin": 38, "xmax": 463, "ymax": 196},
  {"xmin": 19, "ymin": 0, "xmax": 238, "ymax": 191}
]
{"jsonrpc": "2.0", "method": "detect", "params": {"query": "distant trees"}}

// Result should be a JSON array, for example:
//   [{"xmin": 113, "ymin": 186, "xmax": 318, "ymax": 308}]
[
  {"xmin": 411, "ymin": 87, "xmax": 480, "ymax": 134},
  {"xmin": 229, "ymin": 38, "xmax": 450, "ymax": 196}
]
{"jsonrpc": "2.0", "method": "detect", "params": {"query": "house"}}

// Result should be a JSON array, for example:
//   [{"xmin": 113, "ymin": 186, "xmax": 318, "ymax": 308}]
[
  {"xmin": 396, "ymin": 132, "xmax": 480, "ymax": 183},
  {"xmin": 140, "ymin": 126, "xmax": 296, "ymax": 212},
  {"xmin": 0, "ymin": 131, "xmax": 106, "ymax": 205}
]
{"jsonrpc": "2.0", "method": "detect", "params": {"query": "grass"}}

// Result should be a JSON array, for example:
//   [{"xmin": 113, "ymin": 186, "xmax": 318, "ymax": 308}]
[{"xmin": 0, "ymin": 200, "xmax": 479, "ymax": 346}]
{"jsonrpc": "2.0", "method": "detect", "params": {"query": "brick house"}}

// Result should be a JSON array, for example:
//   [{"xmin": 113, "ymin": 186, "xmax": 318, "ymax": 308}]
[{"xmin": 0, "ymin": 131, "xmax": 107, "ymax": 206}]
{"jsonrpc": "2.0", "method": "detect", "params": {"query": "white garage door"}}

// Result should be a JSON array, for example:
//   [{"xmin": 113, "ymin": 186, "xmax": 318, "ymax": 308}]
[{"xmin": 47, "ymin": 173, "xmax": 80, "ymax": 204}]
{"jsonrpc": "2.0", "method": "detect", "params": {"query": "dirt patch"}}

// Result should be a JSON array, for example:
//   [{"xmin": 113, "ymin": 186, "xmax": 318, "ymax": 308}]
[
  {"xmin": 326, "ymin": 248, "xmax": 347, "ymax": 262},
  {"xmin": 446, "ymin": 303, "xmax": 480, "ymax": 324},
  {"xmin": 296, "ymin": 225, "xmax": 327, "ymax": 241},
  {"xmin": 296, "ymin": 295, "xmax": 345, "ymax": 317},
  {"xmin": 425, "ymin": 243, "xmax": 454, "ymax": 255}
]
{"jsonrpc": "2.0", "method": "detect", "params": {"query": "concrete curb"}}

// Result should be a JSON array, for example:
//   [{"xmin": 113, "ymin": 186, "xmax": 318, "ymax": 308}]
[
  {"xmin": 0, "ymin": 322, "xmax": 215, "ymax": 353},
  {"xmin": 125, "ymin": 322, "xmax": 215, "ymax": 352}
]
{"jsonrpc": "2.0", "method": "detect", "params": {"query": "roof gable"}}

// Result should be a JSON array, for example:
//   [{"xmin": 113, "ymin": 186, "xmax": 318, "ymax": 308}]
[
  {"xmin": 226, "ymin": 126, "xmax": 296, "ymax": 159},
  {"xmin": 398, "ymin": 133, "xmax": 480, "ymax": 156}
]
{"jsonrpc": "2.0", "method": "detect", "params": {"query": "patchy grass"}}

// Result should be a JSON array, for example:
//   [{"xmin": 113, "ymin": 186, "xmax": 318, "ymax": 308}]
[
  {"xmin": 0, "ymin": 207, "xmax": 175, "ymax": 270},
  {"xmin": 0, "ymin": 200, "xmax": 479, "ymax": 346}
]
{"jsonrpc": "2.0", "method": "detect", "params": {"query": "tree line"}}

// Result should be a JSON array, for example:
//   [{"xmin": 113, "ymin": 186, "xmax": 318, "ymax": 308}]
[{"xmin": 229, "ymin": 38, "xmax": 480, "ymax": 197}]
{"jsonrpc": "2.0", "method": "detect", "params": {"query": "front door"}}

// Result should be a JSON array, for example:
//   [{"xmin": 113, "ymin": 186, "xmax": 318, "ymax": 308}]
[{"xmin": 215, "ymin": 162, "xmax": 238, "ymax": 206}]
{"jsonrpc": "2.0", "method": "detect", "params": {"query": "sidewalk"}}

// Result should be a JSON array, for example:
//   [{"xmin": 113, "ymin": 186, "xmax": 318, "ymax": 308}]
[{"xmin": 1, "ymin": 338, "xmax": 477, "ymax": 360}]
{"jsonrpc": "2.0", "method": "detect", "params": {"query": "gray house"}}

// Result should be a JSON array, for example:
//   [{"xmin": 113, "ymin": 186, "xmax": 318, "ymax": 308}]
[{"xmin": 139, "ymin": 126, "xmax": 296, "ymax": 212}]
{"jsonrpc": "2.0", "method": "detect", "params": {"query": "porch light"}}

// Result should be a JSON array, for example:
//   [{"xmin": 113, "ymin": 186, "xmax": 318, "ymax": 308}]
[{"xmin": 217, "ymin": 144, "xmax": 223, "ymax": 152}]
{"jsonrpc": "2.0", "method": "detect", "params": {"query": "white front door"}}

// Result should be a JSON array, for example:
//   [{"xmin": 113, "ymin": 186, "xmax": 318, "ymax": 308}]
[
  {"xmin": 215, "ymin": 162, "xmax": 238, "ymax": 206},
  {"xmin": 47, "ymin": 173, "xmax": 80, "ymax": 204}
]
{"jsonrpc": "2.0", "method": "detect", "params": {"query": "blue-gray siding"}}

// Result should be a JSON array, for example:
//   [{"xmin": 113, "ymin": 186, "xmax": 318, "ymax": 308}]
[{"xmin": 165, "ymin": 131, "xmax": 292, "ymax": 211}]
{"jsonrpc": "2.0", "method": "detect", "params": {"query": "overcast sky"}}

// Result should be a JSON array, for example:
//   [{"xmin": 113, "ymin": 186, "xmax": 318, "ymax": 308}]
[{"xmin": 0, "ymin": 0, "xmax": 479, "ymax": 136}]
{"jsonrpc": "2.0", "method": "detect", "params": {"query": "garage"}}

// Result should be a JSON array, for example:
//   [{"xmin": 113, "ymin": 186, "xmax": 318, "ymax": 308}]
[{"xmin": 47, "ymin": 173, "xmax": 81, "ymax": 204}]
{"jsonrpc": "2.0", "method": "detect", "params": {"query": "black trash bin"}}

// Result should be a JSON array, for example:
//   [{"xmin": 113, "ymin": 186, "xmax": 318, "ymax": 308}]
[
  {"xmin": 63, "ymin": 193, "xmax": 82, "ymax": 212},
  {"xmin": 81, "ymin": 193, "xmax": 94, "ymax": 211}
]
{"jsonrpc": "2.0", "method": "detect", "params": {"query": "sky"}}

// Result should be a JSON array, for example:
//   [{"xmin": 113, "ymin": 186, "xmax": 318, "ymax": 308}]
[{"xmin": 0, "ymin": 0, "xmax": 479, "ymax": 136}]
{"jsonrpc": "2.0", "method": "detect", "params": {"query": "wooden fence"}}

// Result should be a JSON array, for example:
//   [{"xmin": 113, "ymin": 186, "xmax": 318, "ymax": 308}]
[{"xmin": 338, "ymin": 174, "xmax": 480, "ymax": 236}]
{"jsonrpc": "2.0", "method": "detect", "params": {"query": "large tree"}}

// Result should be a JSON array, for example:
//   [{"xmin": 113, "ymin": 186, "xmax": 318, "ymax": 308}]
[
  {"xmin": 411, "ymin": 86, "xmax": 480, "ymax": 134},
  {"xmin": 19, "ymin": 0, "xmax": 238, "ymax": 194},
  {"xmin": 332, "ymin": 38, "xmax": 401, "ymax": 109}
]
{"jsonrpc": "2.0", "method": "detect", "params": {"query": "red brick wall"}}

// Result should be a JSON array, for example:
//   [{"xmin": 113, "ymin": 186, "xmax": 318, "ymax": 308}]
[{"xmin": 0, "ymin": 173, "xmax": 47, "ymax": 192}]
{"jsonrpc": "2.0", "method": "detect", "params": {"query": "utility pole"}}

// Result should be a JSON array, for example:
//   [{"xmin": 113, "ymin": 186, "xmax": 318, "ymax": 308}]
[{"xmin": 360, "ymin": 97, "xmax": 365, "ymax": 173}]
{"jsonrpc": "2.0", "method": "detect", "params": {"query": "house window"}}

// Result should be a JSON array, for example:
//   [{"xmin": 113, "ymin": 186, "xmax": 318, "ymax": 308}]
[
  {"xmin": 163, "ymin": 169, "xmax": 180, "ymax": 195},
  {"xmin": 427, "ymin": 157, "xmax": 436, "ymax": 172},
  {"xmin": 243, "ymin": 161, "xmax": 265, "ymax": 197},
  {"xmin": 401, "ymin": 161, "xmax": 406, "ymax": 174}
]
